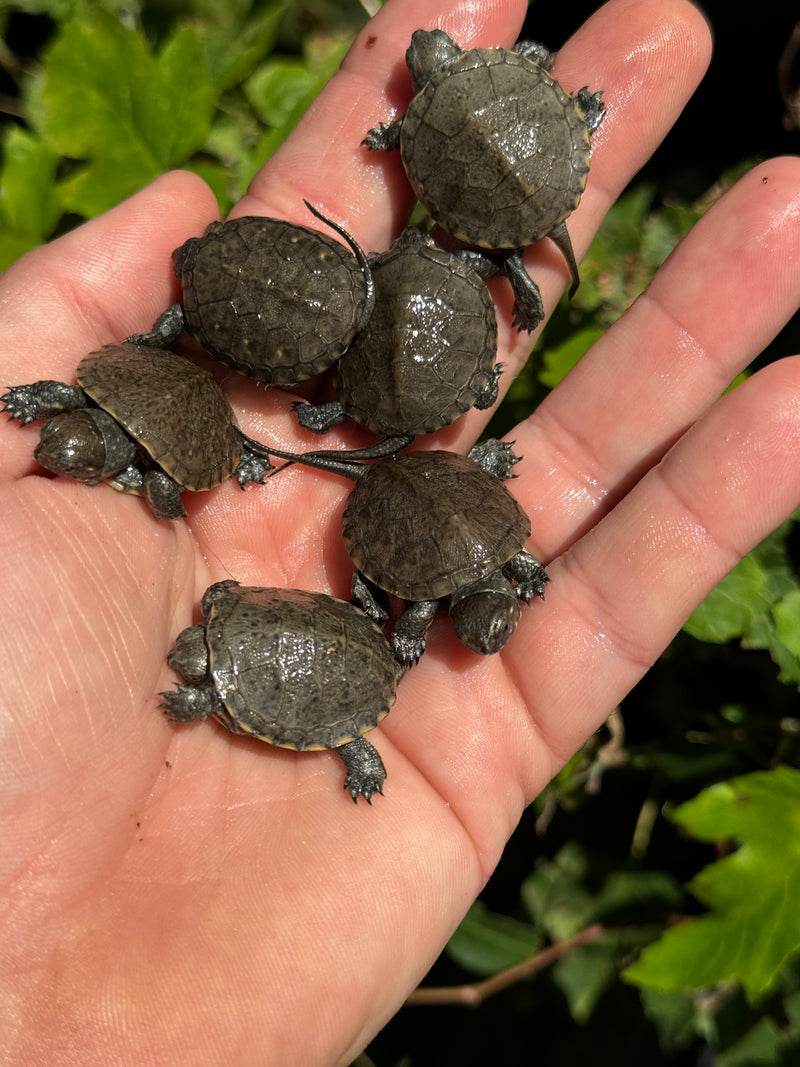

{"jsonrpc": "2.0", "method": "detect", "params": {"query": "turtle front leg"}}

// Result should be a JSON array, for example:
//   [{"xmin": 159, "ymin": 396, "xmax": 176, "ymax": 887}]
[
  {"xmin": 160, "ymin": 682, "xmax": 221, "ymax": 723},
  {"xmin": 336, "ymin": 737, "xmax": 387, "ymax": 803},
  {"xmin": 362, "ymin": 115, "xmax": 404, "ymax": 152},
  {"xmin": 512, "ymin": 40, "xmax": 557, "ymax": 69},
  {"xmin": 126, "ymin": 304, "xmax": 186, "ymax": 348},
  {"xmin": 2, "ymin": 381, "xmax": 85, "ymax": 424},
  {"xmin": 391, "ymin": 599, "xmax": 438, "ymax": 665},
  {"xmin": 504, "ymin": 551, "xmax": 550, "ymax": 602}
]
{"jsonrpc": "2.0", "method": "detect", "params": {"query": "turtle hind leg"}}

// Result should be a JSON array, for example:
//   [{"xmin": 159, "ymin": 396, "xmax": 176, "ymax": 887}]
[
  {"xmin": 455, "ymin": 248, "xmax": 544, "ymax": 332},
  {"xmin": 336, "ymin": 737, "xmax": 387, "ymax": 803},
  {"xmin": 142, "ymin": 469, "xmax": 186, "ymax": 520},
  {"xmin": 126, "ymin": 304, "xmax": 186, "ymax": 348},
  {"xmin": 293, "ymin": 399, "xmax": 348, "ymax": 434},
  {"xmin": 474, "ymin": 365, "xmax": 503, "ymax": 411},
  {"xmin": 234, "ymin": 444, "xmax": 272, "ymax": 488}
]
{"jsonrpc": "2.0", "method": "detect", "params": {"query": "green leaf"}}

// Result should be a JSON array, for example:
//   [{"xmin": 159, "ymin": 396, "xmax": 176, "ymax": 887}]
[
  {"xmin": 192, "ymin": 0, "xmax": 290, "ymax": 90},
  {"xmin": 624, "ymin": 765, "xmax": 800, "ymax": 997},
  {"xmin": 684, "ymin": 553, "xmax": 772, "ymax": 644},
  {"xmin": 773, "ymin": 589, "xmax": 800, "ymax": 659},
  {"xmin": 684, "ymin": 513, "xmax": 800, "ymax": 687},
  {"xmin": 445, "ymin": 900, "xmax": 542, "ymax": 977},
  {"xmin": 537, "ymin": 326, "xmax": 603, "ymax": 389},
  {"xmin": 552, "ymin": 940, "xmax": 618, "ymax": 1023},
  {"xmin": 25, "ymin": 12, "xmax": 216, "ymax": 216},
  {"xmin": 0, "ymin": 126, "xmax": 60, "ymax": 266},
  {"xmin": 244, "ymin": 57, "xmax": 316, "ymax": 128}
]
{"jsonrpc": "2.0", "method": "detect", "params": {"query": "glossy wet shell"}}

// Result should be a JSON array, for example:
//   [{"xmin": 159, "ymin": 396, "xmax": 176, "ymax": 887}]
[
  {"xmin": 205, "ymin": 586, "xmax": 399, "ymax": 750},
  {"xmin": 77, "ymin": 343, "xmax": 241, "ymax": 490},
  {"xmin": 400, "ymin": 48, "xmax": 593, "ymax": 249},
  {"xmin": 174, "ymin": 216, "xmax": 371, "ymax": 385},
  {"xmin": 342, "ymin": 450, "xmax": 531, "ymax": 600},
  {"xmin": 332, "ymin": 234, "xmax": 497, "ymax": 435}
]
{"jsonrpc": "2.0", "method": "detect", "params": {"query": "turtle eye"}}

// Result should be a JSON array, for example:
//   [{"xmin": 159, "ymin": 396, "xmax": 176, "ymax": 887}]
[{"xmin": 451, "ymin": 590, "xmax": 521, "ymax": 655}]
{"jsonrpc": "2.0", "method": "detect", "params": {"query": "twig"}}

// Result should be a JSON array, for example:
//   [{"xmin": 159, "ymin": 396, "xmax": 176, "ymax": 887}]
[{"xmin": 406, "ymin": 923, "xmax": 604, "ymax": 1007}]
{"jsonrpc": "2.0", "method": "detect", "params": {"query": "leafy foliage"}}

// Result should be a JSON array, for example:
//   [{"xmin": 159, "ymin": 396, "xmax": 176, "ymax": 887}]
[{"xmin": 625, "ymin": 766, "xmax": 800, "ymax": 997}]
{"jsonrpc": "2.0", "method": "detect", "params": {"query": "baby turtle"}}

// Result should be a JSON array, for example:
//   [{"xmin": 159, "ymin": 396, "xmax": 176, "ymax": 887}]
[
  {"xmin": 128, "ymin": 201, "xmax": 375, "ymax": 386},
  {"xmin": 2, "ymin": 342, "xmax": 271, "ymax": 519},
  {"xmin": 364, "ymin": 29, "xmax": 605, "ymax": 330},
  {"xmin": 258, "ymin": 438, "xmax": 548, "ymax": 663},
  {"xmin": 294, "ymin": 227, "xmax": 500, "ymax": 442},
  {"xmin": 162, "ymin": 580, "xmax": 404, "ymax": 802}
]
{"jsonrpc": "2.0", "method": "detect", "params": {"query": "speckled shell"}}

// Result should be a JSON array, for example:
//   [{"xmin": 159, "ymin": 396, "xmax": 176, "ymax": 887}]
[
  {"xmin": 331, "ymin": 231, "xmax": 497, "ymax": 436},
  {"xmin": 174, "ymin": 215, "xmax": 372, "ymax": 385},
  {"xmin": 343, "ymin": 450, "xmax": 531, "ymax": 601},
  {"xmin": 400, "ymin": 47, "xmax": 593, "ymax": 249},
  {"xmin": 204, "ymin": 586, "xmax": 399, "ymax": 750},
  {"xmin": 77, "ymin": 343, "xmax": 241, "ymax": 491}
]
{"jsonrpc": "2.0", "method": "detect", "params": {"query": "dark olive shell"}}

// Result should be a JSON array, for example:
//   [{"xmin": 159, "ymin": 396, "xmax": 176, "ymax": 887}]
[
  {"xmin": 174, "ymin": 215, "xmax": 372, "ymax": 385},
  {"xmin": 331, "ymin": 231, "xmax": 497, "ymax": 436},
  {"xmin": 342, "ymin": 450, "xmax": 531, "ymax": 600},
  {"xmin": 205, "ymin": 586, "xmax": 399, "ymax": 749},
  {"xmin": 400, "ymin": 47, "xmax": 593, "ymax": 249},
  {"xmin": 77, "ymin": 343, "xmax": 241, "ymax": 490}
]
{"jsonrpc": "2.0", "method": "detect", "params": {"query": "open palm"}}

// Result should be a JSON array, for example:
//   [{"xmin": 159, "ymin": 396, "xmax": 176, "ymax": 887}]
[{"xmin": 2, "ymin": 0, "xmax": 800, "ymax": 1064}]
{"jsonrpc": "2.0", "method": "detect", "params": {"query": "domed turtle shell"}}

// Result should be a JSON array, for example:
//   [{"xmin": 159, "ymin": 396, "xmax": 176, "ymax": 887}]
[
  {"xmin": 77, "ymin": 342, "xmax": 242, "ymax": 491},
  {"xmin": 330, "ymin": 229, "xmax": 498, "ymax": 436},
  {"xmin": 173, "ymin": 211, "xmax": 374, "ymax": 386},
  {"xmin": 199, "ymin": 584, "xmax": 400, "ymax": 750},
  {"xmin": 394, "ymin": 32, "xmax": 601, "ymax": 250},
  {"xmin": 342, "ymin": 449, "xmax": 531, "ymax": 601}
]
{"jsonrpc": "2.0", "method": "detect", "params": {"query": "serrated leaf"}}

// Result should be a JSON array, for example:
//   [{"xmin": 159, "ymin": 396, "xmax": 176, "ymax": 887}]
[
  {"xmin": 24, "ymin": 12, "xmax": 215, "ymax": 215},
  {"xmin": 445, "ymin": 900, "xmax": 542, "ymax": 977},
  {"xmin": 624, "ymin": 766, "xmax": 800, "ymax": 997}
]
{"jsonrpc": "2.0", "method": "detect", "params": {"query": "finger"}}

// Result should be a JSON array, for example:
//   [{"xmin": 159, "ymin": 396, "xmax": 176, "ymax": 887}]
[
  {"xmin": 517, "ymin": 354, "xmax": 800, "ymax": 777},
  {"xmin": 511, "ymin": 156, "xmax": 800, "ymax": 557}
]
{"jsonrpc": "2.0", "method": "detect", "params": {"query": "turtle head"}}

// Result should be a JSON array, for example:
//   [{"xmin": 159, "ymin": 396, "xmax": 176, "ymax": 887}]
[
  {"xmin": 449, "ymin": 572, "xmax": 522, "ymax": 656},
  {"xmin": 35, "ymin": 409, "xmax": 134, "ymax": 485},
  {"xmin": 167, "ymin": 623, "xmax": 209, "ymax": 684},
  {"xmin": 406, "ymin": 28, "xmax": 461, "ymax": 92}
]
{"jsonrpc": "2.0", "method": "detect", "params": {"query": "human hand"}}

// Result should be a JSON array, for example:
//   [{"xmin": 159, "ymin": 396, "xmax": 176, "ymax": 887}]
[{"xmin": 2, "ymin": 0, "xmax": 799, "ymax": 1064}]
